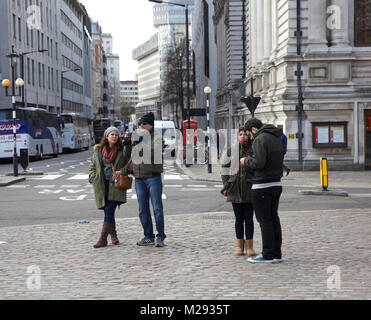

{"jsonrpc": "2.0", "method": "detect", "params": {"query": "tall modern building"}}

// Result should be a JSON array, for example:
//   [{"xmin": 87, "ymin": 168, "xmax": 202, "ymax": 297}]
[
  {"xmin": 102, "ymin": 33, "xmax": 121, "ymax": 120},
  {"xmin": 153, "ymin": 0, "xmax": 194, "ymax": 121},
  {"xmin": 120, "ymin": 80, "xmax": 139, "ymax": 106},
  {"xmin": 132, "ymin": 33, "xmax": 161, "ymax": 121}
]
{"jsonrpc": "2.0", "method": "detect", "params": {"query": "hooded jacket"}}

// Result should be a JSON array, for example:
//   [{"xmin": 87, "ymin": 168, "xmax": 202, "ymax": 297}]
[{"xmin": 243, "ymin": 124, "xmax": 284, "ymax": 184}]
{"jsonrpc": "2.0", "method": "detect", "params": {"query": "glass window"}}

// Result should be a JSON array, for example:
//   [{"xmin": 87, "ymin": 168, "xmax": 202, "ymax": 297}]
[{"xmin": 355, "ymin": 0, "xmax": 371, "ymax": 46}]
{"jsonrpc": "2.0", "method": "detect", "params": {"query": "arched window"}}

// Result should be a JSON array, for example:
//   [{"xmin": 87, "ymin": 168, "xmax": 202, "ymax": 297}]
[{"xmin": 355, "ymin": 0, "xmax": 371, "ymax": 46}]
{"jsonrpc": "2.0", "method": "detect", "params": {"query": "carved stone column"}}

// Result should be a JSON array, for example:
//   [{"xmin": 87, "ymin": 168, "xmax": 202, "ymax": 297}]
[
  {"xmin": 263, "ymin": 0, "xmax": 272, "ymax": 61},
  {"xmin": 250, "ymin": 0, "xmax": 257, "ymax": 66},
  {"xmin": 256, "ymin": 0, "xmax": 264, "ymax": 63},
  {"xmin": 330, "ymin": 0, "xmax": 350, "ymax": 48},
  {"xmin": 307, "ymin": 0, "xmax": 328, "ymax": 51}
]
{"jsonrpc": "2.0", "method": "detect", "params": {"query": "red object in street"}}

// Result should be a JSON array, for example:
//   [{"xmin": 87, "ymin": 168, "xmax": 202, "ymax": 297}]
[{"xmin": 183, "ymin": 120, "xmax": 197, "ymax": 145}]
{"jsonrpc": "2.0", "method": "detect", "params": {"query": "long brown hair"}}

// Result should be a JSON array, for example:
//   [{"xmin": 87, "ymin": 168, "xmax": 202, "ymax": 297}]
[{"xmin": 97, "ymin": 135, "xmax": 124, "ymax": 151}]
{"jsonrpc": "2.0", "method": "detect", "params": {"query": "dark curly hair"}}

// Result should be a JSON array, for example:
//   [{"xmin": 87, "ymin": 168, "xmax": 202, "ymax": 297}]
[{"xmin": 244, "ymin": 118, "xmax": 263, "ymax": 132}]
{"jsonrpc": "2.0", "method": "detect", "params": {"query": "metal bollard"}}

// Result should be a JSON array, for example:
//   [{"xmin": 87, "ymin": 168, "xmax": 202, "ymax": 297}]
[
  {"xmin": 20, "ymin": 148, "xmax": 29, "ymax": 172},
  {"xmin": 320, "ymin": 157, "xmax": 328, "ymax": 190}
]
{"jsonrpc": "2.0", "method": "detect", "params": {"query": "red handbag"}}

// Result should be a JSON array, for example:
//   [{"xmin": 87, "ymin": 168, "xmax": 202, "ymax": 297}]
[{"xmin": 220, "ymin": 188, "xmax": 227, "ymax": 197}]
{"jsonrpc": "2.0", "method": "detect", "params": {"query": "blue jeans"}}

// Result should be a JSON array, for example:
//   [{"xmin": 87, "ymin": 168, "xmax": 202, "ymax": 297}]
[
  {"xmin": 232, "ymin": 202, "xmax": 254, "ymax": 240},
  {"xmin": 135, "ymin": 175, "xmax": 166, "ymax": 240},
  {"xmin": 104, "ymin": 198, "xmax": 118, "ymax": 224}
]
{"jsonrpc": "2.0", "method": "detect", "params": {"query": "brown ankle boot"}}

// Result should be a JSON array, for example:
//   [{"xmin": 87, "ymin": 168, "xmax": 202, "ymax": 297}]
[
  {"xmin": 245, "ymin": 239, "xmax": 257, "ymax": 257},
  {"xmin": 234, "ymin": 239, "xmax": 245, "ymax": 256},
  {"xmin": 110, "ymin": 222, "xmax": 119, "ymax": 245},
  {"xmin": 93, "ymin": 222, "xmax": 112, "ymax": 248}
]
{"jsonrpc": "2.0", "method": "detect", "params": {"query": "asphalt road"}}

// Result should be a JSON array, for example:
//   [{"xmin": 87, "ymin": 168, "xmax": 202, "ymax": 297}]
[
  {"xmin": 1, "ymin": 149, "xmax": 371, "ymax": 228},
  {"xmin": 0, "ymin": 150, "xmax": 230, "ymax": 227}
]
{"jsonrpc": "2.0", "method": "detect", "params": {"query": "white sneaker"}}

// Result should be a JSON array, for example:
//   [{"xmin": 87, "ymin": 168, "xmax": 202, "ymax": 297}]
[{"xmin": 247, "ymin": 254, "xmax": 275, "ymax": 264}]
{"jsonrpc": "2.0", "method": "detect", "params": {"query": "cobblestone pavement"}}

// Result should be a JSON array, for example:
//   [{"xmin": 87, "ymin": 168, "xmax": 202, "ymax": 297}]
[{"xmin": 0, "ymin": 207, "xmax": 370, "ymax": 300}]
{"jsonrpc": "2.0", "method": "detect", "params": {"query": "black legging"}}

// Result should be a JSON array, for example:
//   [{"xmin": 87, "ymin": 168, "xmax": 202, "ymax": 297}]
[{"xmin": 232, "ymin": 202, "xmax": 254, "ymax": 240}]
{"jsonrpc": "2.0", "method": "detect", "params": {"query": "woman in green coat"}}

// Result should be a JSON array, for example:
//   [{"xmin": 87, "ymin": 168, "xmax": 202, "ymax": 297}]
[
  {"xmin": 221, "ymin": 127, "xmax": 257, "ymax": 257},
  {"xmin": 89, "ymin": 127, "xmax": 132, "ymax": 248}
]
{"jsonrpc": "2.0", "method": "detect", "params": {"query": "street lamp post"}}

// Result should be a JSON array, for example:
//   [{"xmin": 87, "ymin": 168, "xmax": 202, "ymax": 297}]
[
  {"xmin": 61, "ymin": 68, "xmax": 81, "ymax": 114},
  {"xmin": 2, "ymin": 46, "xmax": 24, "ymax": 177},
  {"xmin": 204, "ymin": 86, "xmax": 212, "ymax": 173},
  {"xmin": 148, "ymin": 0, "xmax": 191, "ymax": 132}
]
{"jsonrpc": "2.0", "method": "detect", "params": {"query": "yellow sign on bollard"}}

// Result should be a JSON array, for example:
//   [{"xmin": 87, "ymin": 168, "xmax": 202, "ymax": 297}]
[{"xmin": 320, "ymin": 157, "xmax": 328, "ymax": 190}]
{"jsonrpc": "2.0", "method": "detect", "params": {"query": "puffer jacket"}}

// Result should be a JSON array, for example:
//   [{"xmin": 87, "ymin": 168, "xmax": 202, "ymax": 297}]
[
  {"xmin": 243, "ymin": 124, "xmax": 284, "ymax": 184},
  {"xmin": 221, "ymin": 142, "xmax": 253, "ymax": 203},
  {"xmin": 89, "ymin": 144, "xmax": 132, "ymax": 209}
]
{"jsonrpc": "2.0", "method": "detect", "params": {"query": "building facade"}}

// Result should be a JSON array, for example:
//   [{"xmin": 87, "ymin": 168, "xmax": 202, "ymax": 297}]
[
  {"xmin": 192, "ymin": 0, "xmax": 217, "ymax": 130},
  {"xmin": 213, "ymin": 0, "xmax": 371, "ymax": 170},
  {"xmin": 0, "ymin": 0, "xmax": 92, "ymax": 120},
  {"xmin": 120, "ymin": 80, "xmax": 139, "ymax": 106},
  {"xmin": 102, "ymin": 33, "xmax": 121, "ymax": 120},
  {"xmin": 132, "ymin": 33, "xmax": 161, "ymax": 121},
  {"xmin": 91, "ymin": 21, "xmax": 104, "ymax": 118},
  {"xmin": 60, "ymin": 0, "xmax": 90, "ymax": 117},
  {"xmin": 0, "ymin": 0, "xmax": 61, "ymax": 113}
]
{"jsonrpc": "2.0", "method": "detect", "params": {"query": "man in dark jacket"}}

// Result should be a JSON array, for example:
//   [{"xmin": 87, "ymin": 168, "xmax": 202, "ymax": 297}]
[
  {"xmin": 240, "ymin": 118, "xmax": 284, "ymax": 264},
  {"xmin": 132, "ymin": 112, "xmax": 166, "ymax": 247}
]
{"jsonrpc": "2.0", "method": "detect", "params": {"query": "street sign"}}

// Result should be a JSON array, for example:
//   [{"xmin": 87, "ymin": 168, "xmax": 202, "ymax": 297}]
[
  {"xmin": 240, "ymin": 96, "xmax": 261, "ymax": 116},
  {"xmin": 185, "ymin": 108, "xmax": 206, "ymax": 117}
]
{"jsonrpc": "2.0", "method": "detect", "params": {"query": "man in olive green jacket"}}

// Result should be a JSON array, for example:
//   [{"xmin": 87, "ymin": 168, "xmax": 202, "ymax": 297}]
[{"xmin": 131, "ymin": 112, "xmax": 166, "ymax": 247}]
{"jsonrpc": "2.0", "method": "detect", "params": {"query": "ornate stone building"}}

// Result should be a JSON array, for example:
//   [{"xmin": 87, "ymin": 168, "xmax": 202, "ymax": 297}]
[{"xmin": 213, "ymin": 0, "xmax": 371, "ymax": 170}]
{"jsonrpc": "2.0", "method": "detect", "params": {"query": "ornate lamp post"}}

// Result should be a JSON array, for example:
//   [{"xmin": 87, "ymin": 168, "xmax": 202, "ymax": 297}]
[
  {"xmin": 204, "ymin": 86, "xmax": 212, "ymax": 173},
  {"xmin": 2, "ymin": 47, "xmax": 25, "ymax": 176}
]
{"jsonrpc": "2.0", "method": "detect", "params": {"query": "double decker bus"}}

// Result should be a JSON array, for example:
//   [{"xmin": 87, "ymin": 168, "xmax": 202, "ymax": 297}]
[
  {"xmin": 0, "ymin": 107, "xmax": 62, "ymax": 160},
  {"xmin": 60, "ymin": 113, "xmax": 91, "ymax": 151}
]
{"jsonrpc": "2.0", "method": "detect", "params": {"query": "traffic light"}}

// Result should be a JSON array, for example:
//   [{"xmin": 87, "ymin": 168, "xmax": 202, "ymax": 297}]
[{"xmin": 240, "ymin": 96, "xmax": 261, "ymax": 117}]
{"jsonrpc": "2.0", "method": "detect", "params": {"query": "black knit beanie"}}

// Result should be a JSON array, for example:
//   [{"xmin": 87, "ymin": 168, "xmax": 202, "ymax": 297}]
[{"xmin": 139, "ymin": 112, "xmax": 155, "ymax": 126}]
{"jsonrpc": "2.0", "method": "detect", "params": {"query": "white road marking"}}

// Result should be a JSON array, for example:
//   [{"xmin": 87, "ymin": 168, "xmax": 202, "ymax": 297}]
[
  {"xmin": 164, "ymin": 174, "xmax": 183, "ymax": 180},
  {"xmin": 6, "ymin": 185, "xmax": 30, "ymax": 188},
  {"xmin": 67, "ymin": 174, "xmax": 89, "ymax": 180},
  {"xmin": 31, "ymin": 175, "xmax": 64, "ymax": 180}
]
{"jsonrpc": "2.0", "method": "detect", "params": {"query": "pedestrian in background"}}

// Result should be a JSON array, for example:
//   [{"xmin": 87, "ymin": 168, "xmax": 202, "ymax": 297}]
[
  {"xmin": 131, "ymin": 112, "xmax": 166, "ymax": 247},
  {"xmin": 221, "ymin": 127, "xmax": 257, "ymax": 257},
  {"xmin": 280, "ymin": 132, "xmax": 290, "ymax": 176},
  {"xmin": 240, "ymin": 118, "xmax": 284, "ymax": 264},
  {"xmin": 89, "ymin": 127, "xmax": 132, "ymax": 248}
]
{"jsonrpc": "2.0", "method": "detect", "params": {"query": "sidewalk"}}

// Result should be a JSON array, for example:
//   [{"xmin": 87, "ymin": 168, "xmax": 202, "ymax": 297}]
[{"xmin": 176, "ymin": 162, "xmax": 371, "ymax": 190}]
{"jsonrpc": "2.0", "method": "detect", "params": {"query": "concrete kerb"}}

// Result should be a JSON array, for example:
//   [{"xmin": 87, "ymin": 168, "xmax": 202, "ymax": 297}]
[
  {"xmin": 5, "ymin": 171, "xmax": 43, "ymax": 176},
  {"xmin": 0, "ymin": 171, "xmax": 43, "ymax": 187},
  {"xmin": 298, "ymin": 189, "xmax": 349, "ymax": 197},
  {"xmin": 0, "ymin": 176, "xmax": 26, "ymax": 187}
]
